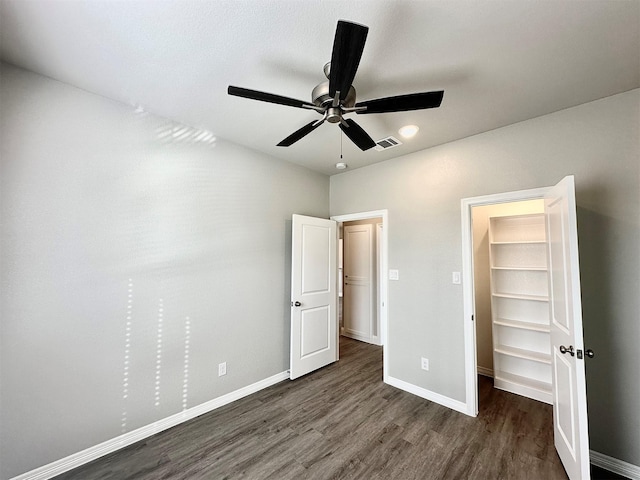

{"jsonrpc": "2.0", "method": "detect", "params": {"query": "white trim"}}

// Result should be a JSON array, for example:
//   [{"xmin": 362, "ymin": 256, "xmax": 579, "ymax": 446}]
[
  {"xmin": 331, "ymin": 210, "xmax": 388, "ymax": 380},
  {"xmin": 385, "ymin": 375, "xmax": 468, "ymax": 415},
  {"xmin": 590, "ymin": 450, "xmax": 640, "ymax": 480},
  {"xmin": 476, "ymin": 366, "xmax": 494, "ymax": 378},
  {"xmin": 11, "ymin": 372, "xmax": 289, "ymax": 480},
  {"xmin": 461, "ymin": 186, "xmax": 550, "ymax": 417},
  {"xmin": 374, "ymin": 222, "xmax": 383, "ymax": 346}
]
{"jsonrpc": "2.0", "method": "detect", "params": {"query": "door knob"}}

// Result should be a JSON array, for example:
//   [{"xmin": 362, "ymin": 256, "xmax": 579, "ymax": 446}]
[
  {"xmin": 291, "ymin": 301, "xmax": 302, "ymax": 307},
  {"xmin": 559, "ymin": 345, "xmax": 575, "ymax": 356},
  {"xmin": 585, "ymin": 349, "xmax": 595, "ymax": 358}
]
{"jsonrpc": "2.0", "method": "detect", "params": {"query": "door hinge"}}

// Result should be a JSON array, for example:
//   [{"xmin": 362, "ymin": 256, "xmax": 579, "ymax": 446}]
[{"xmin": 471, "ymin": 315, "xmax": 474, "ymax": 322}]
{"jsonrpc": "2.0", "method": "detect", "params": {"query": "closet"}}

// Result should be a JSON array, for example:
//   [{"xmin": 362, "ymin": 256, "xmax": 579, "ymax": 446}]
[
  {"xmin": 473, "ymin": 200, "xmax": 552, "ymax": 405},
  {"xmin": 488, "ymin": 213, "xmax": 551, "ymax": 404}
]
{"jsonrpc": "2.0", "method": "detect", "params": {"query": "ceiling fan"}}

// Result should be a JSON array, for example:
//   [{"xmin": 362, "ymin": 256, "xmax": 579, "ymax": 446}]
[{"xmin": 228, "ymin": 20, "xmax": 444, "ymax": 151}]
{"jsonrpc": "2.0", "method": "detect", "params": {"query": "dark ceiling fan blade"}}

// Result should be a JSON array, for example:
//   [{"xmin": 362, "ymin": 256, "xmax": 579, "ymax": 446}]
[
  {"xmin": 339, "ymin": 118, "xmax": 376, "ymax": 151},
  {"xmin": 329, "ymin": 21, "xmax": 368, "ymax": 102},
  {"xmin": 228, "ymin": 86, "xmax": 315, "ymax": 109},
  {"xmin": 355, "ymin": 90, "xmax": 444, "ymax": 114},
  {"xmin": 277, "ymin": 120, "xmax": 324, "ymax": 147}
]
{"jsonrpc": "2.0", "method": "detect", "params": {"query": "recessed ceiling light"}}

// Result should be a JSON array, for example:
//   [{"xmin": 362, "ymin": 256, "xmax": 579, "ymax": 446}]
[
  {"xmin": 335, "ymin": 162, "xmax": 348, "ymax": 170},
  {"xmin": 398, "ymin": 125, "xmax": 419, "ymax": 138}
]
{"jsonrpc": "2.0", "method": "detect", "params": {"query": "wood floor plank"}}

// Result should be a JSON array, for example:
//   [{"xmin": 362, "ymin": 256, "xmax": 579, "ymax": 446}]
[{"xmin": 54, "ymin": 336, "xmax": 622, "ymax": 480}]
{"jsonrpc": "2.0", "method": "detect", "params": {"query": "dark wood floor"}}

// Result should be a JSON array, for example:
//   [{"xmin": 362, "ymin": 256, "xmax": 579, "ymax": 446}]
[{"xmin": 55, "ymin": 337, "xmax": 624, "ymax": 480}]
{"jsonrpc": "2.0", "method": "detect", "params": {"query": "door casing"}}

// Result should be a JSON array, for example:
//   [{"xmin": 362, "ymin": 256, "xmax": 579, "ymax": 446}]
[{"xmin": 461, "ymin": 186, "xmax": 550, "ymax": 416}]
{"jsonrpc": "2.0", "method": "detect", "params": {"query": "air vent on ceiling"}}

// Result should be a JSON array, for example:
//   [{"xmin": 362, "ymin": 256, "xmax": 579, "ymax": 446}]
[{"xmin": 374, "ymin": 136, "xmax": 402, "ymax": 151}]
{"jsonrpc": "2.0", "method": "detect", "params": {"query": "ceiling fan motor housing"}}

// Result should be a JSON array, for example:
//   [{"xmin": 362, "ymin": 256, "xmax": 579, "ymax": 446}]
[{"xmin": 312, "ymin": 81, "xmax": 356, "ymax": 112}]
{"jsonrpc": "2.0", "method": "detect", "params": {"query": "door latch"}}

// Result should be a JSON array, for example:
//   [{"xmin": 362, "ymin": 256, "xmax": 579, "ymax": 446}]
[{"xmin": 573, "ymin": 348, "xmax": 595, "ymax": 360}]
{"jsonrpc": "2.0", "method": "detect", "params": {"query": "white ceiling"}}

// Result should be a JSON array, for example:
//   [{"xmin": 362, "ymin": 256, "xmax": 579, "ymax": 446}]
[{"xmin": 1, "ymin": 0, "xmax": 638, "ymax": 175}]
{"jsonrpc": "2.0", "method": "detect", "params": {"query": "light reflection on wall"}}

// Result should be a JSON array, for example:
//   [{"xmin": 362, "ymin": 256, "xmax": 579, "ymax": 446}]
[
  {"xmin": 155, "ymin": 121, "xmax": 216, "ymax": 146},
  {"xmin": 121, "ymin": 278, "xmax": 133, "ymax": 433},
  {"xmin": 182, "ymin": 317, "xmax": 191, "ymax": 411},
  {"xmin": 154, "ymin": 298, "xmax": 164, "ymax": 407}
]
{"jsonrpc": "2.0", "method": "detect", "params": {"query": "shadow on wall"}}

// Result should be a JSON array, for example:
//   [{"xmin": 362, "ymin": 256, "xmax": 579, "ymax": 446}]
[{"xmin": 577, "ymin": 203, "xmax": 636, "ymax": 458}]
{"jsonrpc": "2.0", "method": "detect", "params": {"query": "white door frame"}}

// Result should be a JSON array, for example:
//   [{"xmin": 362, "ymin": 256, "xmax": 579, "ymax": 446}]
[
  {"xmin": 331, "ymin": 210, "xmax": 388, "ymax": 379},
  {"xmin": 461, "ymin": 187, "xmax": 549, "ymax": 416}
]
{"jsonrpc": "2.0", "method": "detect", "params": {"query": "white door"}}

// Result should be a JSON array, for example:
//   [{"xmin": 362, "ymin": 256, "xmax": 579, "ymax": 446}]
[
  {"xmin": 343, "ymin": 224, "xmax": 374, "ymax": 343},
  {"xmin": 545, "ymin": 175, "xmax": 590, "ymax": 480},
  {"xmin": 290, "ymin": 214, "xmax": 338, "ymax": 380}
]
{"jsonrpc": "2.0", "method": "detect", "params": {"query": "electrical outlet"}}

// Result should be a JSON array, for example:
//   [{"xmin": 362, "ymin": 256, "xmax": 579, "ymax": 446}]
[
  {"xmin": 218, "ymin": 362, "xmax": 227, "ymax": 377},
  {"xmin": 421, "ymin": 357, "xmax": 429, "ymax": 371}
]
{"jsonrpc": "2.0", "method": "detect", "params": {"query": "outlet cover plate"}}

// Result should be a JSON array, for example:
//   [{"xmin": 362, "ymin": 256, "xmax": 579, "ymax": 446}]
[{"xmin": 421, "ymin": 357, "xmax": 429, "ymax": 371}]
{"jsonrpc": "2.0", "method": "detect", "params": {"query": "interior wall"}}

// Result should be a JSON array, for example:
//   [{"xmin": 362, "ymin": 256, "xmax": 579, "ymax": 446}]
[
  {"xmin": 0, "ymin": 63, "xmax": 330, "ymax": 479},
  {"xmin": 330, "ymin": 89, "xmax": 640, "ymax": 467},
  {"xmin": 472, "ymin": 200, "xmax": 544, "ymax": 376}
]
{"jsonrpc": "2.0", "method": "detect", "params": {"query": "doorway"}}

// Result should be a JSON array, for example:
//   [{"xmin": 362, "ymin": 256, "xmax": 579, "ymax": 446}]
[
  {"xmin": 461, "ymin": 177, "xmax": 591, "ymax": 479},
  {"xmin": 340, "ymin": 217, "xmax": 383, "ymax": 346},
  {"xmin": 471, "ymin": 199, "xmax": 547, "ymax": 404},
  {"xmin": 331, "ymin": 210, "xmax": 388, "ymax": 376},
  {"xmin": 460, "ymin": 186, "xmax": 549, "ymax": 416}
]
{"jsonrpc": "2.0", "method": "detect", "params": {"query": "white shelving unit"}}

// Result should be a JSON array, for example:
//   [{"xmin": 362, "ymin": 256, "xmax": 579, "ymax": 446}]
[{"xmin": 489, "ymin": 213, "xmax": 552, "ymax": 404}]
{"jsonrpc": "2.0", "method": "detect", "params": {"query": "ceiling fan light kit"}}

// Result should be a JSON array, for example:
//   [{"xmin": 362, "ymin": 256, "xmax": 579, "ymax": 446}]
[{"xmin": 228, "ymin": 20, "xmax": 444, "ymax": 151}]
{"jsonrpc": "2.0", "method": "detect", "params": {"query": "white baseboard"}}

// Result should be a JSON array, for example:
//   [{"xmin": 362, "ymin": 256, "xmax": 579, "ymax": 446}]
[
  {"xmin": 13, "ymin": 371, "xmax": 638, "ymax": 480},
  {"xmin": 590, "ymin": 450, "xmax": 640, "ymax": 480},
  {"xmin": 477, "ymin": 366, "xmax": 494, "ymax": 377},
  {"xmin": 341, "ymin": 330, "xmax": 382, "ymax": 346},
  {"xmin": 11, "ymin": 371, "xmax": 290, "ymax": 480},
  {"xmin": 385, "ymin": 375, "xmax": 469, "ymax": 416}
]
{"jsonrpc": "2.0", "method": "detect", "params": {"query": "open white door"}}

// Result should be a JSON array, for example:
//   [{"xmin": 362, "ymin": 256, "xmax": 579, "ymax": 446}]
[
  {"xmin": 545, "ymin": 175, "xmax": 590, "ymax": 480},
  {"xmin": 290, "ymin": 214, "xmax": 338, "ymax": 380}
]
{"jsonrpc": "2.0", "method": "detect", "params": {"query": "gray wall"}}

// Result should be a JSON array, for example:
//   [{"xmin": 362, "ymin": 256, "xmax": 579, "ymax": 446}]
[
  {"xmin": 330, "ymin": 89, "xmax": 640, "ymax": 466},
  {"xmin": 0, "ymin": 63, "xmax": 329, "ymax": 479}
]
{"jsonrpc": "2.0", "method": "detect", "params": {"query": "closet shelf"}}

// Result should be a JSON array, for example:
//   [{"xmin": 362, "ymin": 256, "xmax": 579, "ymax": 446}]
[
  {"xmin": 491, "ymin": 266, "xmax": 547, "ymax": 271},
  {"xmin": 490, "ymin": 240, "xmax": 546, "ymax": 245},
  {"xmin": 489, "ymin": 213, "xmax": 551, "ymax": 404},
  {"xmin": 492, "ymin": 292, "xmax": 549, "ymax": 302},
  {"xmin": 494, "ymin": 372, "xmax": 552, "ymax": 394},
  {"xmin": 494, "ymin": 345, "xmax": 551, "ymax": 364},
  {"xmin": 494, "ymin": 318, "xmax": 550, "ymax": 333}
]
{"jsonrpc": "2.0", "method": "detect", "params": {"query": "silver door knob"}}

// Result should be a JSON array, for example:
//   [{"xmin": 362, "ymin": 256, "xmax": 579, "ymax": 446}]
[
  {"xmin": 585, "ymin": 349, "xmax": 595, "ymax": 358},
  {"xmin": 559, "ymin": 345, "xmax": 575, "ymax": 356}
]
